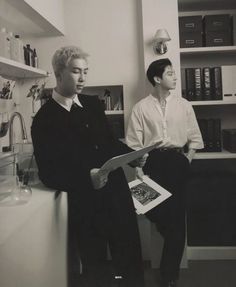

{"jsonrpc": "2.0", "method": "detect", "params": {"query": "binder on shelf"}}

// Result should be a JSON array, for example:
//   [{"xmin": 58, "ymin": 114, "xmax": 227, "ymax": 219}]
[
  {"xmin": 206, "ymin": 119, "xmax": 215, "ymax": 152},
  {"xmin": 222, "ymin": 129, "xmax": 236, "ymax": 153},
  {"xmin": 233, "ymin": 14, "xmax": 236, "ymax": 45},
  {"xmin": 213, "ymin": 119, "xmax": 222, "ymax": 152},
  {"xmin": 197, "ymin": 119, "xmax": 208, "ymax": 152},
  {"xmin": 181, "ymin": 68, "xmax": 186, "ymax": 99},
  {"xmin": 194, "ymin": 68, "xmax": 202, "ymax": 101},
  {"xmin": 198, "ymin": 119, "xmax": 222, "ymax": 152},
  {"xmin": 202, "ymin": 67, "xmax": 212, "ymax": 101},
  {"xmin": 211, "ymin": 67, "xmax": 222, "ymax": 100},
  {"xmin": 185, "ymin": 68, "xmax": 195, "ymax": 101},
  {"xmin": 221, "ymin": 65, "xmax": 236, "ymax": 102}
]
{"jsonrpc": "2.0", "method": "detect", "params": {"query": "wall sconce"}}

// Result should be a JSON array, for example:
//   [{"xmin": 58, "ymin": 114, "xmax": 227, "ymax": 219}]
[{"xmin": 153, "ymin": 29, "xmax": 171, "ymax": 55}]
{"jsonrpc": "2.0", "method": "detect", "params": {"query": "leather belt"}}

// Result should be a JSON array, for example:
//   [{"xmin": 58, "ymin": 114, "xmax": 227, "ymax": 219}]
[{"xmin": 157, "ymin": 147, "xmax": 183, "ymax": 153}]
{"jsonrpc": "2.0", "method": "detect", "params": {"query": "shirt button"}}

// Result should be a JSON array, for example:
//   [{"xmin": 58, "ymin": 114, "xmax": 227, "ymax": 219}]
[
  {"xmin": 94, "ymin": 145, "xmax": 99, "ymax": 150},
  {"xmin": 85, "ymin": 124, "xmax": 89, "ymax": 128}
]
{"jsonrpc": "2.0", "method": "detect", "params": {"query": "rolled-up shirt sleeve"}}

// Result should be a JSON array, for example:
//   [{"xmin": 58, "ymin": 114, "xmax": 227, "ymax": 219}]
[
  {"xmin": 126, "ymin": 107, "xmax": 144, "ymax": 150},
  {"xmin": 186, "ymin": 103, "xmax": 204, "ymax": 150}
]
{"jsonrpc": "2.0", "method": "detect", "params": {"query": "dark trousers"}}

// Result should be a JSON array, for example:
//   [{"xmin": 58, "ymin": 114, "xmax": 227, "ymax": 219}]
[
  {"xmin": 67, "ymin": 184, "xmax": 144, "ymax": 287},
  {"xmin": 143, "ymin": 149, "xmax": 190, "ymax": 281}
]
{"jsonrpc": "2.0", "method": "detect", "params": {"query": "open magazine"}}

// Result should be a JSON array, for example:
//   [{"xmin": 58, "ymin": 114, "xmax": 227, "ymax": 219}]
[
  {"xmin": 100, "ymin": 142, "xmax": 161, "ymax": 173},
  {"xmin": 129, "ymin": 176, "xmax": 172, "ymax": 214}
]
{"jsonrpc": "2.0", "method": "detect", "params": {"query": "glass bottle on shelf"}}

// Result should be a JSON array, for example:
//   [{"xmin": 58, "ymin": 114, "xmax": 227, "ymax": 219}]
[
  {"xmin": 32, "ymin": 48, "xmax": 38, "ymax": 68},
  {"xmin": 10, "ymin": 35, "xmax": 24, "ymax": 64},
  {"xmin": 0, "ymin": 27, "xmax": 10, "ymax": 59}
]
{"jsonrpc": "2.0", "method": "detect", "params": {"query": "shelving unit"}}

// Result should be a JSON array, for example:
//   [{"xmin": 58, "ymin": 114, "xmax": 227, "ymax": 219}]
[
  {"xmin": 191, "ymin": 100, "xmax": 236, "ymax": 106},
  {"xmin": 195, "ymin": 150, "xmax": 236, "ymax": 159},
  {"xmin": 179, "ymin": 0, "xmax": 236, "ymax": 12},
  {"xmin": 0, "ymin": 56, "xmax": 49, "ymax": 79},
  {"xmin": 178, "ymin": 0, "xmax": 236, "ymax": 258},
  {"xmin": 180, "ymin": 46, "xmax": 236, "ymax": 55}
]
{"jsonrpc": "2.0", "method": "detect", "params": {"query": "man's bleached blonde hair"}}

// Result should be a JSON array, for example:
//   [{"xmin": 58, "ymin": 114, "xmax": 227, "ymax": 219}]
[{"xmin": 52, "ymin": 46, "xmax": 89, "ymax": 77}]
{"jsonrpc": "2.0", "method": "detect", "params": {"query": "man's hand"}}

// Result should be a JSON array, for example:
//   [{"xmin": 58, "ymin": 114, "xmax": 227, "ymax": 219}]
[
  {"xmin": 158, "ymin": 138, "xmax": 178, "ymax": 149},
  {"xmin": 186, "ymin": 148, "xmax": 196, "ymax": 163},
  {"xmin": 90, "ymin": 168, "xmax": 109, "ymax": 189},
  {"xmin": 135, "ymin": 167, "xmax": 145, "ymax": 181},
  {"xmin": 129, "ymin": 153, "xmax": 149, "ymax": 168}
]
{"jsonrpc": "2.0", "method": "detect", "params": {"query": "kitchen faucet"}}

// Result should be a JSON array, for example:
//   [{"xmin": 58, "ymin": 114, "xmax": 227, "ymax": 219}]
[{"xmin": 2, "ymin": 112, "xmax": 28, "ymax": 152}]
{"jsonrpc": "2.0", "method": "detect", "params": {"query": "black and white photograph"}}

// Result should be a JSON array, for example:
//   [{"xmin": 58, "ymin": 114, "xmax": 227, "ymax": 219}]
[
  {"xmin": 129, "ymin": 176, "xmax": 172, "ymax": 214},
  {"xmin": 131, "ymin": 182, "xmax": 160, "ymax": 205},
  {"xmin": 1, "ymin": 1, "xmax": 236, "ymax": 287}
]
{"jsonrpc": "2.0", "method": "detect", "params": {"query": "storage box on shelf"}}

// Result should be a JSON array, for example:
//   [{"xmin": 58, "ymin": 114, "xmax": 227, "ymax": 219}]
[
  {"xmin": 203, "ymin": 14, "xmax": 233, "ymax": 46},
  {"xmin": 179, "ymin": 10, "xmax": 235, "ymax": 48},
  {"xmin": 179, "ymin": 15, "xmax": 203, "ymax": 48},
  {"xmin": 179, "ymin": 1, "xmax": 236, "ymax": 160}
]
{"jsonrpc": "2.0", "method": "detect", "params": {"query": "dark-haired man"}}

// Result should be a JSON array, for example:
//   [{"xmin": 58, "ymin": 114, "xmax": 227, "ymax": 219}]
[{"xmin": 126, "ymin": 58, "xmax": 203, "ymax": 287}]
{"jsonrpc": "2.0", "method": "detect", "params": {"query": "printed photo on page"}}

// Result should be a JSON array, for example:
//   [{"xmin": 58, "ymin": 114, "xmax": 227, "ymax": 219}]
[{"xmin": 129, "ymin": 176, "xmax": 172, "ymax": 214}]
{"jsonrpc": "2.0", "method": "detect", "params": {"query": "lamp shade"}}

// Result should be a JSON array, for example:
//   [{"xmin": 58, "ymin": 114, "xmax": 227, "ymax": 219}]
[{"xmin": 154, "ymin": 29, "xmax": 171, "ymax": 43}]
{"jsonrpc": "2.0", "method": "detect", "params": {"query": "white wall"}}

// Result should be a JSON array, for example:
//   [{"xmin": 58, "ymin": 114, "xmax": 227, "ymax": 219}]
[
  {"xmin": 25, "ymin": 0, "xmax": 145, "ymax": 132},
  {"xmin": 141, "ymin": 0, "xmax": 181, "ymax": 96},
  {"xmin": 24, "ymin": 0, "xmax": 65, "ymax": 34}
]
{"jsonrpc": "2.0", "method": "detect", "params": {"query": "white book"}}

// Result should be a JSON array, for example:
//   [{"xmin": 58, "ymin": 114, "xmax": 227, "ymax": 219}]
[
  {"xmin": 221, "ymin": 65, "xmax": 236, "ymax": 102},
  {"xmin": 129, "ymin": 176, "xmax": 172, "ymax": 215}
]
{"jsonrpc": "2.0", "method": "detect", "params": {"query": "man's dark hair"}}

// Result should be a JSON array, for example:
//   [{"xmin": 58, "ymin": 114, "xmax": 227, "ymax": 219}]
[{"xmin": 146, "ymin": 58, "xmax": 172, "ymax": 86}]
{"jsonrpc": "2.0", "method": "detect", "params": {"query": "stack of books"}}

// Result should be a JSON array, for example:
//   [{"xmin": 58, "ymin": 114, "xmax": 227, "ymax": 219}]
[{"xmin": 197, "ymin": 118, "xmax": 222, "ymax": 152}]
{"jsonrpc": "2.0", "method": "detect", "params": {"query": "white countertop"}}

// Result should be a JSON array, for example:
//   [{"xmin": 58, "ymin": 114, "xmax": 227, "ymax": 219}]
[
  {"xmin": 0, "ymin": 183, "xmax": 62, "ymax": 245},
  {"xmin": 0, "ymin": 183, "xmax": 67, "ymax": 287}
]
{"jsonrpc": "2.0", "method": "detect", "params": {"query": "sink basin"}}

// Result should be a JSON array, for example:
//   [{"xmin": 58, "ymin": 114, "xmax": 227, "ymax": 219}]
[{"xmin": 0, "ymin": 143, "xmax": 37, "ymax": 206}]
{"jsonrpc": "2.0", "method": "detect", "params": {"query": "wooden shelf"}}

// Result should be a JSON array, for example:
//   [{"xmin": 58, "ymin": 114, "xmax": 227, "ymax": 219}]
[
  {"xmin": 190, "ymin": 100, "xmax": 236, "ymax": 106},
  {"xmin": 194, "ymin": 150, "xmax": 236, "ymax": 160},
  {"xmin": 180, "ymin": 46, "xmax": 236, "ymax": 55},
  {"xmin": 0, "ymin": 56, "xmax": 49, "ymax": 79},
  {"xmin": 178, "ymin": 0, "xmax": 236, "ymax": 12},
  {"xmin": 105, "ymin": 110, "xmax": 124, "ymax": 115}
]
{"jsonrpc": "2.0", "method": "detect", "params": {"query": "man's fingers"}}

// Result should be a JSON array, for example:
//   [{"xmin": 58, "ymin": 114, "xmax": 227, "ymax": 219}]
[{"xmin": 136, "ymin": 167, "xmax": 145, "ymax": 181}]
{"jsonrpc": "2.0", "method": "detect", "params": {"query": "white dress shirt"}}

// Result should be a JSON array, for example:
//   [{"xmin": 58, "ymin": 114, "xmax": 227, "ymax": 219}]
[
  {"xmin": 126, "ymin": 94, "xmax": 203, "ymax": 150},
  {"xmin": 52, "ymin": 89, "xmax": 83, "ymax": 111}
]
